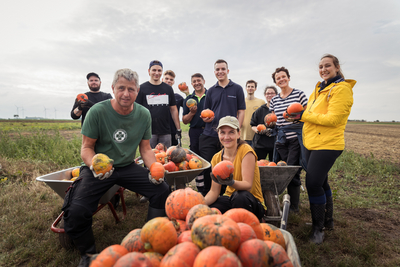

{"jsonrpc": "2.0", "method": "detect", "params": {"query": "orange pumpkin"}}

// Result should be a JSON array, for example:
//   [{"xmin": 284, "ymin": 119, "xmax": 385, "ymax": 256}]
[
  {"xmin": 163, "ymin": 161, "xmax": 176, "ymax": 172},
  {"xmin": 211, "ymin": 207, "xmax": 222, "ymax": 215},
  {"xmin": 186, "ymin": 98, "xmax": 197, "ymax": 108},
  {"xmin": 177, "ymin": 230, "xmax": 192, "ymax": 243},
  {"xmin": 171, "ymin": 218, "xmax": 188, "ymax": 236},
  {"xmin": 71, "ymin": 167, "xmax": 80, "ymax": 178},
  {"xmin": 264, "ymin": 113, "xmax": 277, "ymax": 127},
  {"xmin": 257, "ymin": 124, "xmax": 267, "ymax": 132},
  {"xmin": 76, "ymin": 93, "xmax": 88, "ymax": 102},
  {"xmin": 268, "ymin": 162, "xmax": 277, "ymax": 166},
  {"xmin": 178, "ymin": 82, "xmax": 188, "ymax": 91},
  {"xmin": 143, "ymin": 252, "xmax": 163, "ymax": 267},
  {"xmin": 153, "ymin": 148, "xmax": 160, "ymax": 154},
  {"xmin": 257, "ymin": 159, "xmax": 270, "ymax": 166},
  {"xmin": 114, "ymin": 252, "xmax": 153, "ymax": 267},
  {"xmin": 191, "ymin": 215, "xmax": 241, "ymax": 252},
  {"xmin": 264, "ymin": 240, "xmax": 293, "ymax": 267},
  {"xmin": 91, "ymin": 153, "xmax": 114, "ymax": 176},
  {"xmin": 121, "ymin": 229, "xmax": 146, "ymax": 253},
  {"xmin": 160, "ymin": 242, "xmax": 200, "ymax": 267},
  {"xmin": 237, "ymin": 222, "xmax": 257, "ymax": 244},
  {"xmin": 223, "ymin": 208, "xmax": 264, "ymax": 240},
  {"xmin": 212, "ymin": 160, "xmax": 234, "ymax": 180},
  {"xmin": 165, "ymin": 187, "xmax": 205, "ymax": 220},
  {"xmin": 166, "ymin": 146, "xmax": 176, "ymax": 160},
  {"xmin": 155, "ymin": 143, "xmax": 166, "ymax": 152},
  {"xmin": 150, "ymin": 162, "xmax": 165, "ymax": 181},
  {"xmin": 200, "ymin": 109, "xmax": 214, "ymax": 119},
  {"xmin": 186, "ymin": 204, "xmax": 214, "ymax": 229},
  {"xmin": 277, "ymin": 160, "xmax": 287, "ymax": 166},
  {"xmin": 283, "ymin": 111, "xmax": 289, "ymax": 120},
  {"xmin": 287, "ymin": 102, "xmax": 303, "ymax": 114},
  {"xmin": 155, "ymin": 152, "xmax": 167, "ymax": 164},
  {"xmin": 141, "ymin": 217, "xmax": 177, "ymax": 255},
  {"xmin": 193, "ymin": 246, "xmax": 242, "ymax": 267},
  {"xmin": 237, "ymin": 239, "xmax": 274, "ymax": 267},
  {"xmin": 260, "ymin": 223, "xmax": 286, "ymax": 250},
  {"xmin": 178, "ymin": 160, "xmax": 190, "ymax": 170},
  {"xmin": 92, "ymin": 244, "xmax": 128, "ymax": 267},
  {"xmin": 189, "ymin": 158, "xmax": 203, "ymax": 169}
]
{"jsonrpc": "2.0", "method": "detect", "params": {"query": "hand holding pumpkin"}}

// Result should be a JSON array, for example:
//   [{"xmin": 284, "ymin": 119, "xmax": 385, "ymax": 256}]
[
  {"xmin": 90, "ymin": 165, "xmax": 114, "ymax": 180},
  {"xmin": 285, "ymin": 110, "xmax": 304, "ymax": 122},
  {"xmin": 210, "ymin": 172, "xmax": 235, "ymax": 186},
  {"xmin": 90, "ymin": 153, "xmax": 114, "ymax": 180}
]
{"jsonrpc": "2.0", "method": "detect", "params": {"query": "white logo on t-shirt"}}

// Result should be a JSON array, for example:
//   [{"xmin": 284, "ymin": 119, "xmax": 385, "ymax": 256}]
[
  {"xmin": 114, "ymin": 129, "xmax": 127, "ymax": 143},
  {"xmin": 146, "ymin": 94, "xmax": 169, "ymax": 106}
]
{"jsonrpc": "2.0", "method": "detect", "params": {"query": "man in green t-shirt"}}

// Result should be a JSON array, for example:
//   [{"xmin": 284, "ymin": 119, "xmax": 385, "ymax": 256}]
[{"xmin": 62, "ymin": 68, "xmax": 170, "ymax": 267}]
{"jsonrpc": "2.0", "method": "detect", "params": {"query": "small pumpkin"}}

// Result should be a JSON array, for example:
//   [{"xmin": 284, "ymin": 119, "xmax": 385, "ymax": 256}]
[
  {"xmin": 268, "ymin": 162, "xmax": 277, "ymax": 166},
  {"xmin": 193, "ymin": 246, "xmax": 242, "ymax": 267},
  {"xmin": 76, "ymin": 93, "xmax": 88, "ymax": 102},
  {"xmin": 178, "ymin": 82, "xmax": 188, "ymax": 91},
  {"xmin": 160, "ymin": 242, "xmax": 200, "ymax": 267},
  {"xmin": 91, "ymin": 153, "xmax": 114, "ymax": 176},
  {"xmin": 260, "ymin": 223, "xmax": 286, "ymax": 250},
  {"xmin": 189, "ymin": 158, "xmax": 203, "ymax": 169},
  {"xmin": 121, "ymin": 229, "xmax": 146, "ymax": 253},
  {"xmin": 264, "ymin": 113, "xmax": 277, "ymax": 127},
  {"xmin": 170, "ymin": 146, "xmax": 187, "ymax": 163},
  {"xmin": 155, "ymin": 152, "xmax": 167, "ymax": 164},
  {"xmin": 200, "ymin": 109, "xmax": 214, "ymax": 119},
  {"xmin": 166, "ymin": 146, "xmax": 177, "ymax": 160},
  {"xmin": 186, "ymin": 98, "xmax": 197, "ymax": 108},
  {"xmin": 277, "ymin": 160, "xmax": 287, "ymax": 166},
  {"xmin": 114, "ymin": 252, "xmax": 153, "ymax": 267},
  {"xmin": 165, "ymin": 187, "xmax": 205, "ymax": 220},
  {"xmin": 257, "ymin": 159, "xmax": 270, "ymax": 167},
  {"xmin": 178, "ymin": 160, "xmax": 190, "ymax": 170},
  {"xmin": 212, "ymin": 160, "xmax": 234, "ymax": 180},
  {"xmin": 186, "ymin": 204, "xmax": 214, "ymax": 229},
  {"xmin": 141, "ymin": 217, "xmax": 178, "ymax": 255},
  {"xmin": 287, "ymin": 102, "xmax": 303, "ymax": 115},
  {"xmin": 257, "ymin": 124, "xmax": 266, "ymax": 132},
  {"xmin": 92, "ymin": 244, "xmax": 128, "ymax": 267},
  {"xmin": 237, "ymin": 239, "xmax": 274, "ymax": 267},
  {"xmin": 150, "ymin": 162, "xmax": 165, "ymax": 181},
  {"xmin": 71, "ymin": 167, "xmax": 80, "ymax": 178},
  {"xmin": 163, "ymin": 161, "xmax": 176, "ymax": 172},
  {"xmin": 223, "ymin": 208, "xmax": 264, "ymax": 240}
]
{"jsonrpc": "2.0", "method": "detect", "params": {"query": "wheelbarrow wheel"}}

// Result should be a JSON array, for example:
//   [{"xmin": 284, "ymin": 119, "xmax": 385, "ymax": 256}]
[
  {"xmin": 264, "ymin": 190, "xmax": 280, "ymax": 217},
  {"xmin": 59, "ymin": 218, "xmax": 75, "ymax": 250}
]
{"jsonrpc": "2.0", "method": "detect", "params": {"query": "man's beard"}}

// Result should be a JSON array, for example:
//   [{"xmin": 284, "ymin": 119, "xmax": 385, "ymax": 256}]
[{"xmin": 90, "ymin": 85, "xmax": 100, "ymax": 92}]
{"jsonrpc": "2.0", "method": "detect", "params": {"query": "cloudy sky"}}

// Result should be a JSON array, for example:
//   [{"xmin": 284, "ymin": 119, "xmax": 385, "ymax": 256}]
[{"xmin": 1, "ymin": 0, "xmax": 399, "ymax": 121}]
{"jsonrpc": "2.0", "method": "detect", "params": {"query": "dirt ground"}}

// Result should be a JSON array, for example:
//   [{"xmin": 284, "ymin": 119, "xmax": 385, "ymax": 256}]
[{"xmin": 344, "ymin": 123, "xmax": 400, "ymax": 165}]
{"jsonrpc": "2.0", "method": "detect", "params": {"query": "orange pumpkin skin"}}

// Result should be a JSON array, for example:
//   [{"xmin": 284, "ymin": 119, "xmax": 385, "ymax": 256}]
[
  {"xmin": 165, "ymin": 188, "xmax": 205, "ymax": 220},
  {"xmin": 114, "ymin": 252, "xmax": 153, "ymax": 267},
  {"xmin": 200, "ymin": 109, "xmax": 214, "ymax": 118},
  {"xmin": 177, "ymin": 230, "xmax": 192, "ymax": 243},
  {"xmin": 237, "ymin": 239, "xmax": 274, "ymax": 267},
  {"xmin": 164, "ymin": 161, "xmax": 176, "ymax": 172},
  {"xmin": 171, "ymin": 218, "xmax": 188, "ymax": 236},
  {"xmin": 178, "ymin": 82, "xmax": 188, "ymax": 91},
  {"xmin": 185, "ymin": 204, "xmax": 214, "ymax": 229},
  {"xmin": 160, "ymin": 242, "xmax": 200, "ymax": 267},
  {"xmin": 264, "ymin": 113, "xmax": 277, "ymax": 127},
  {"xmin": 71, "ymin": 167, "xmax": 80, "ymax": 178},
  {"xmin": 191, "ymin": 215, "xmax": 241, "ymax": 252},
  {"xmin": 141, "ymin": 217, "xmax": 178, "ymax": 255},
  {"xmin": 150, "ymin": 162, "xmax": 165, "ymax": 181},
  {"xmin": 143, "ymin": 252, "xmax": 163, "ymax": 267},
  {"xmin": 121, "ymin": 229, "xmax": 146, "ymax": 253},
  {"xmin": 237, "ymin": 222, "xmax": 257, "ymax": 244},
  {"xmin": 211, "ymin": 207, "xmax": 222, "ymax": 215},
  {"xmin": 91, "ymin": 153, "xmax": 114, "ymax": 175},
  {"xmin": 76, "ymin": 93, "xmax": 88, "ymax": 102},
  {"xmin": 287, "ymin": 103, "xmax": 303, "ymax": 114},
  {"xmin": 212, "ymin": 160, "xmax": 234, "ymax": 180},
  {"xmin": 189, "ymin": 158, "xmax": 202, "ymax": 169},
  {"xmin": 193, "ymin": 246, "xmax": 242, "ymax": 267},
  {"xmin": 223, "ymin": 208, "xmax": 264, "ymax": 240},
  {"xmin": 92, "ymin": 244, "xmax": 128, "ymax": 267},
  {"xmin": 178, "ymin": 160, "xmax": 190, "ymax": 170},
  {"xmin": 264, "ymin": 241, "xmax": 293, "ymax": 267},
  {"xmin": 268, "ymin": 162, "xmax": 277, "ymax": 166},
  {"xmin": 155, "ymin": 143, "xmax": 167, "ymax": 152},
  {"xmin": 257, "ymin": 124, "xmax": 267, "ymax": 132},
  {"xmin": 260, "ymin": 223, "xmax": 286, "ymax": 250},
  {"xmin": 155, "ymin": 152, "xmax": 167, "ymax": 164},
  {"xmin": 186, "ymin": 98, "xmax": 197, "ymax": 108}
]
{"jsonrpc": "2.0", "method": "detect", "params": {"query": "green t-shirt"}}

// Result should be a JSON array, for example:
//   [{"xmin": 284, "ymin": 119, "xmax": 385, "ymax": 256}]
[{"xmin": 82, "ymin": 100, "xmax": 152, "ymax": 167}]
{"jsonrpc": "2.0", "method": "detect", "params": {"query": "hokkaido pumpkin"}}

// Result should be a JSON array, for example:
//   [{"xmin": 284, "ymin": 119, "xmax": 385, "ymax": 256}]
[
  {"xmin": 287, "ymin": 102, "xmax": 303, "ymax": 114},
  {"xmin": 160, "ymin": 242, "xmax": 200, "ymax": 267},
  {"xmin": 91, "ymin": 153, "xmax": 114, "ymax": 176},
  {"xmin": 178, "ymin": 82, "xmax": 188, "ymax": 91},
  {"xmin": 163, "ymin": 161, "xmax": 176, "ymax": 172},
  {"xmin": 155, "ymin": 152, "xmax": 167, "ymax": 164},
  {"xmin": 189, "ymin": 158, "xmax": 202, "ymax": 169},
  {"xmin": 114, "ymin": 252, "xmax": 153, "ymax": 267},
  {"xmin": 268, "ymin": 162, "xmax": 277, "ymax": 166},
  {"xmin": 186, "ymin": 98, "xmax": 197, "ymax": 108},
  {"xmin": 264, "ymin": 240, "xmax": 293, "ymax": 267},
  {"xmin": 223, "ymin": 208, "xmax": 264, "ymax": 240},
  {"xmin": 121, "ymin": 229, "xmax": 146, "ymax": 253},
  {"xmin": 277, "ymin": 160, "xmax": 287, "ymax": 166},
  {"xmin": 237, "ymin": 222, "xmax": 257, "ymax": 244},
  {"xmin": 264, "ymin": 113, "xmax": 277, "ymax": 127},
  {"xmin": 191, "ymin": 214, "xmax": 241, "ymax": 252},
  {"xmin": 76, "ymin": 93, "xmax": 88, "ymax": 102},
  {"xmin": 212, "ymin": 160, "xmax": 234, "ymax": 180},
  {"xmin": 165, "ymin": 187, "xmax": 205, "ymax": 220},
  {"xmin": 178, "ymin": 160, "xmax": 190, "ymax": 170},
  {"xmin": 141, "ymin": 217, "xmax": 177, "ymax": 255},
  {"xmin": 193, "ymin": 246, "xmax": 242, "ymax": 267},
  {"xmin": 71, "ymin": 167, "xmax": 80, "ymax": 178},
  {"xmin": 91, "ymin": 244, "xmax": 128, "ymax": 267},
  {"xmin": 257, "ymin": 124, "xmax": 267, "ymax": 132},
  {"xmin": 149, "ymin": 162, "xmax": 165, "ymax": 181},
  {"xmin": 260, "ymin": 223, "xmax": 286, "ymax": 250},
  {"xmin": 200, "ymin": 109, "xmax": 214, "ymax": 118},
  {"xmin": 185, "ymin": 204, "xmax": 214, "ymax": 229},
  {"xmin": 237, "ymin": 239, "xmax": 274, "ymax": 267}
]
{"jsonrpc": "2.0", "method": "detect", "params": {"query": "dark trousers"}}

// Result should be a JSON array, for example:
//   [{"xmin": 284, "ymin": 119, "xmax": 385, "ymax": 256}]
[
  {"xmin": 189, "ymin": 127, "xmax": 204, "ymax": 155},
  {"xmin": 210, "ymin": 191, "xmax": 265, "ymax": 221},
  {"xmin": 304, "ymin": 149, "xmax": 342, "ymax": 204},
  {"xmin": 62, "ymin": 163, "xmax": 170, "ymax": 239},
  {"xmin": 254, "ymin": 147, "xmax": 274, "ymax": 161},
  {"xmin": 199, "ymin": 134, "xmax": 221, "ymax": 195},
  {"xmin": 275, "ymin": 137, "xmax": 302, "ymax": 186}
]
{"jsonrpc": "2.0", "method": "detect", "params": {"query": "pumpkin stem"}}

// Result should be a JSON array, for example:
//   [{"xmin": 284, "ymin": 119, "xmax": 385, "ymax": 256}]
[{"xmin": 144, "ymin": 242, "xmax": 152, "ymax": 250}]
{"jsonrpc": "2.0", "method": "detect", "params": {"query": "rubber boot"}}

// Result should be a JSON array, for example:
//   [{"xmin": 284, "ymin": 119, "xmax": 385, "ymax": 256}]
[
  {"xmin": 287, "ymin": 184, "xmax": 300, "ymax": 213},
  {"xmin": 310, "ymin": 204, "xmax": 325, "ymax": 244},
  {"xmin": 147, "ymin": 206, "xmax": 167, "ymax": 221},
  {"xmin": 325, "ymin": 196, "xmax": 334, "ymax": 230},
  {"xmin": 73, "ymin": 229, "xmax": 96, "ymax": 267}
]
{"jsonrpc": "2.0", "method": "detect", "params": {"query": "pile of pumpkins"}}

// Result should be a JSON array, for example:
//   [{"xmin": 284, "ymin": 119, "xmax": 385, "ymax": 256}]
[
  {"xmin": 89, "ymin": 187, "xmax": 294, "ymax": 267},
  {"xmin": 149, "ymin": 143, "xmax": 203, "ymax": 182},
  {"xmin": 257, "ymin": 160, "xmax": 288, "ymax": 167}
]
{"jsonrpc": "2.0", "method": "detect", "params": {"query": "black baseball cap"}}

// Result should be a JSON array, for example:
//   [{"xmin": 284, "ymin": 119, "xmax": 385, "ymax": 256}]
[
  {"xmin": 149, "ymin": 60, "xmax": 163, "ymax": 69},
  {"xmin": 86, "ymin": 72, "xmax": 100, "ymax": 80}
]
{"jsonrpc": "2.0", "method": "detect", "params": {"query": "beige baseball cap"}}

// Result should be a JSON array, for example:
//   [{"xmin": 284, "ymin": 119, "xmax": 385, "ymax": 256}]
[{"xmin": 217, "ymin": 116, "xmax": 240, "ymax": 130}]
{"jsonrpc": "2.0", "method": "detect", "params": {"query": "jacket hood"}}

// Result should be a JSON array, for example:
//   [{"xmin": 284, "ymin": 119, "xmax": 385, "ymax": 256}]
[{"xmin": 316, "ymin": 79, "xmax": 356, "ymax": 94}]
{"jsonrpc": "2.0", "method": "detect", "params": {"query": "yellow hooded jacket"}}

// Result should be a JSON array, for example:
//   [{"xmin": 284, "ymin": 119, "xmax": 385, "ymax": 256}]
[{"xmin": 301, "ymin": 79, "xmax": 356, "ymax": 151}]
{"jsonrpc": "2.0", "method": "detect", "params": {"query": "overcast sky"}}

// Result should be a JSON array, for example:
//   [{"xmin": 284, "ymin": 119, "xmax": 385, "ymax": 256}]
[{"xmin": 1, "ymin": 0, "xmax": 399, "ymax": 121}]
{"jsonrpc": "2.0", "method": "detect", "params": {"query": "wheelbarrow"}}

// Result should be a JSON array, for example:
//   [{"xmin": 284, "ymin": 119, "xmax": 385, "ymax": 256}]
[
  {"xmin": 36, "ymin": 166, "xmax": 126, "ymax": 249},
  {"xmin": 259, "ymin": 165, "xmax": 302, "ymax": 230}
]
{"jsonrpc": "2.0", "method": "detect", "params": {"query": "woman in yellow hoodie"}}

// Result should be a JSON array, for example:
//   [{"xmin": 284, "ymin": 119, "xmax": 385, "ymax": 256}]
[{"xmin": 289, "ymin": 54, "xmax": 356, "ymax": 244}]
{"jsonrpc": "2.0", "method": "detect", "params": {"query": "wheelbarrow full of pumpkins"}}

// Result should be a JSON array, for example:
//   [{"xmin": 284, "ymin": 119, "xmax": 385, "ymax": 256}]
[{"xmin": 258, "ymin": 160, "xmax": 302, "ymax": 230}]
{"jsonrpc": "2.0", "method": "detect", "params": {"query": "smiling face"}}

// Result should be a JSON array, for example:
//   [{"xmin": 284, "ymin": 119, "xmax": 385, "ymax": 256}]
[
  {"xmin": 162, "ymin": 74, "xmax": 175, "ymax": 86},
  {"xmin": 319, "ymin": 57, "xmax": 340, "ymax": 82},
  {"xmin": 112, "ymin": 77, "xmax": 139, "ymax": 110},
  {"xmin": 191, "ymin": 76, "xmax": 205, "ymax": 93},
  {"xmin": 246, "ymin": 82, "xmax": 257, "ymax": 95},
  {"xmin": 218, "ymin": 125, "xmax": 240, "ymax": 149},
  {"xmin": 87, "ymin": 76, "xmax": 101, "ymax": 92},
  {"xmin": 274, "ymin": 71, "xmax": 290, "ymax": 89},
  {"xmin": 214, "ymin": 62, "xmax": 229, "ymax": 82},
  {"xmin": 148, "ymin": 65, "xmax": 163, "ymax": 83},
  {"xmin": 264, "ymin": 88, "xmax": 277, "ymax": 104}
]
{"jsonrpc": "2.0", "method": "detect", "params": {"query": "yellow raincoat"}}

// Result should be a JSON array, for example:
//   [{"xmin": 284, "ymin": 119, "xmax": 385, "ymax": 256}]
[{"xmin": 301, "ymin": 79, "xmax": 356, "ymax": 150}]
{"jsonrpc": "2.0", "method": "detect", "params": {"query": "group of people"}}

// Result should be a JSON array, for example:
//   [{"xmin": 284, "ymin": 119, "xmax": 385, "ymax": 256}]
[{"xmin": 67, "ymin": 54, "xmax": 355, "ymax": 266}]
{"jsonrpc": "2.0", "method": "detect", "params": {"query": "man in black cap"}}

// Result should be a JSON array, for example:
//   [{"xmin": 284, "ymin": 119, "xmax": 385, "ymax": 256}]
[{"xmin": 71, "ymin": 72, "xmax": 113, "ymax": 126}]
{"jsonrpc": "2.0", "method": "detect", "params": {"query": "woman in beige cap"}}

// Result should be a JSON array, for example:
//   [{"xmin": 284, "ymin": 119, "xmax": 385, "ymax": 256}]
[{"xmin": 204, "ymin": 116, "xmax": 266, "ymax": 221}]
